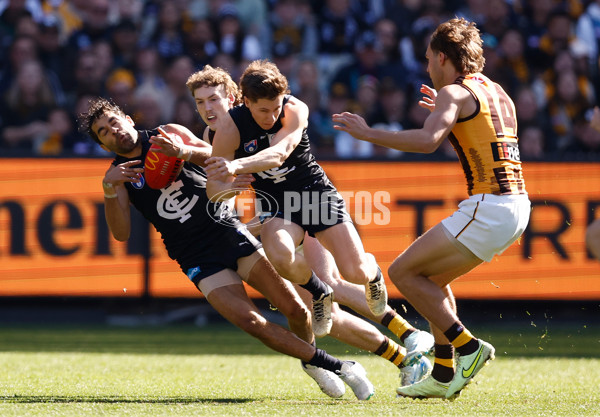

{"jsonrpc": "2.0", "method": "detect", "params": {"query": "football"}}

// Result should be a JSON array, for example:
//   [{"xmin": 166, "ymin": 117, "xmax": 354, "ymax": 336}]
[{"xmin": 144, "ymin": 133, "xmax": 184, "ymax": 189}]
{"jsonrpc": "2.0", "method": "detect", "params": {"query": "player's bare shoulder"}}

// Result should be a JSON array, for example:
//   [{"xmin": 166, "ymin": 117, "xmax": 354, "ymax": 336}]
[{"xmin": 439, "ymin": 83, "xmax": 477, "ymax": 118}]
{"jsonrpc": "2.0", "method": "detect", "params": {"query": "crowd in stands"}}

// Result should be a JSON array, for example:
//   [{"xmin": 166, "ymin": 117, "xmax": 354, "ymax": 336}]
[{"xmin": 0, "ymin": 0, "xmax": 599, "ymax": 161}]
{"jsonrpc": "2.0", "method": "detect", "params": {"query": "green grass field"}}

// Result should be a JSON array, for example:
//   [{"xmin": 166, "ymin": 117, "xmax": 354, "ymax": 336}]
[{"xmin": 0, "ymin": 320, "xmax": 599, "ymax": 416}]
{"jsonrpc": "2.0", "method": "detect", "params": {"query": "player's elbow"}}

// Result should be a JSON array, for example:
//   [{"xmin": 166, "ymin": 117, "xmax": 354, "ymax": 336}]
[
  {"xmin": 420, "ymin": 142, "xmax": 440, "ymax": 154},
  {"xmin": 112, "ymin": 229, "xmax": 130, "ymax": 242}
]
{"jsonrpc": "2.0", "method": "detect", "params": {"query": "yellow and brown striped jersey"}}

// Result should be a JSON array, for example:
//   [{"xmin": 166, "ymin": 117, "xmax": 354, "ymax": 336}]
[{"xmin": 449, "ymin": 73, "xmax": 526, "ymax": 196}]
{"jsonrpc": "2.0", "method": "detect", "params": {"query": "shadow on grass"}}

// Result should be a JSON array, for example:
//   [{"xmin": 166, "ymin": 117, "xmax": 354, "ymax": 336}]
[{"xmin": 0, "ymin": 395, "xmax": 252, "ymax": 404}]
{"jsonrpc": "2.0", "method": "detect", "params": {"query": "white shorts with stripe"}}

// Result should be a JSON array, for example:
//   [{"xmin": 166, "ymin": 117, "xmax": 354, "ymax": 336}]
[{"xmin": 441, "ymin": 193, "xmax": 531, "ymax": 262}]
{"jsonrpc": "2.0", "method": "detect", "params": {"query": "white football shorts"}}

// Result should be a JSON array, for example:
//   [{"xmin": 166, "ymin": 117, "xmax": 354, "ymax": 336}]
[{"xmin": 441, "ymin": 193, "xmax": 531, "ymax": 262}]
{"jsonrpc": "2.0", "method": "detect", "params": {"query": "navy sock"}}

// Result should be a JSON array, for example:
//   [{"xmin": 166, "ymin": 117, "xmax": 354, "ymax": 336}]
[
  {"xmin": 307, "ymin": 348, "xmax": 343, "ymax": 372},
  {"xmin": 300, "ymin": 272, "xmax": 329, "ymax": 300}
]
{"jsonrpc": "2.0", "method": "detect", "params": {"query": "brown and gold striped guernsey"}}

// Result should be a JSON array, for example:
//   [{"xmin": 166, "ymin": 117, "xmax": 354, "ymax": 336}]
[{"xmin": 449, "ymin": 73, "xmax": 526, "ymax": 196}]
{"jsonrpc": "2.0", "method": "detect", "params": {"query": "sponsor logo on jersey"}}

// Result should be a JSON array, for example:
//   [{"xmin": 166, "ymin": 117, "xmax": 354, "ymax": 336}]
[
  {"xmin": 244, "ymin": 139, "xmax": 257, "ymax": 153},
  {"xmin": 156, "ymin": 180, "xmax": 199, "ymax": 223},
  {"xmin": 491, "ymin": 141, "xmax": 521, "ymax": 162},
  {"xmin": 186, "ymin": 266, "xmax": 201, "ymax": 281}
]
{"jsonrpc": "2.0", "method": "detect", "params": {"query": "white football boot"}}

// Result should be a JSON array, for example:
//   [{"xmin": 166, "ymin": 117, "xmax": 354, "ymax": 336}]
[
  {"xmin": 336, "ymin": 361, "xmax": 375, "ymax": 401},
  {"xmin": 301, "ymin": 362, "xmax": 345, "ymax": 398}
]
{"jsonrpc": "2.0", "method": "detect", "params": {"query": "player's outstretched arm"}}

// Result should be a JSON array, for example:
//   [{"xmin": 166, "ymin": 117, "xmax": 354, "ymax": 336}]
[
  {"xmin": 149, "ymin": 124, "xmax": 212, "ymax": 167},
  {"xmin": 332, "ymin": 86, "xmax": 461, "ymax": 153}
]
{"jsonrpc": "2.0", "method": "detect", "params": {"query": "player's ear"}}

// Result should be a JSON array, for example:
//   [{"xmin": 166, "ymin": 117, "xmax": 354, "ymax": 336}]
[{"xmin": 125, "ymin": 114, "xmax": 135, "ymax": 126}]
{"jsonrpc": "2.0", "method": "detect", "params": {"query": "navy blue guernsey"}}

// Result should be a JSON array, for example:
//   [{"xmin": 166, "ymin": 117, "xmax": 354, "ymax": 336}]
[
  {"xmin": 112, "ymin": 129, "xmax": 248, "ymax": 273},
  {"xmin": 229, "ymin": 95, "xmax": 327, "ymax": 196}
]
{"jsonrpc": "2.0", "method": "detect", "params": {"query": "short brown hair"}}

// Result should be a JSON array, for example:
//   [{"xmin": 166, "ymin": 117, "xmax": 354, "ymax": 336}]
[
  {"xmin": 186, "ymin": 65, "xmax": 241, "ymax": 105},
  {"xmin": 78, "ymin": 97, "xmax": 125, "ymax": 145},
  {"xmin": 429, "ymin": 17, "xmax": 485, "ymax": 74},
  {"xmin": 239, "ymin": 60, "xmax": 290, "ymax": 102}
]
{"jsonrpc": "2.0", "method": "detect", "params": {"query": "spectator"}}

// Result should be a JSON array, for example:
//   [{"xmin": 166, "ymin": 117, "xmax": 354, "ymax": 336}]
[
  {"xmin": 147, "ymin": 1, "xmax": 185, "ymax": 61},
  {"xmin": 529, "ymin": 8, "xmax": 577, "ymax": 74},
  {"xmin": 172, "ymin": 95, "xmax": 205, "ymax": 138},
  {"xmin": 104, "ymin": 67, "xmax": 136, "ymax": 113},
  {"xmin": 183, "ymin": 18, "xmax": 218, "ymax": 68},
  {"xmin": 0, "ymin": 59, "xmax": 58, "ymax": 153},
  {"xmin": 131, "ymin": 85, "xmax": 166, "ymax": 130},
  {"xmin": 479, "ymin": 0, "xmax": 514, "ymax": 41},
  {"xmin": 565, "ymin": 110, "xmax": 600, "ymax": 159},
  {"xmin": 41, "ymin": 0, "xmax": 86, "ymax": 40},
  {"xmin": 373, "ymin": 18, "xmax": 410, "ymax": 89},
  {"xmin": 546, "ymin": 68, "xmax": 594, "ymax": 151},
  {"xmin": 213, "ymin": 3, "xmax": 262, "ymax": 64},
  {"xmin": 328, "ymin": 31, "xmax": 384, "ymax": 98},
  {"xmin": 63, "ymin": 50, "xmax": 105, "ymax": 109},
  {"xmin": 110, "ymin": 19, "xmax": 139, "ymax": 70},
  {"xmin": 317, "ymin": 0, "xmax": 360, "ymax": 55},
  {"xmin": 161, "ymin": 55, "xmax": 195, "ymax": 120},
  {"xmin": 519, "ymin": 126, "xmax": 546, "ymax": 161},
  {"xmin": 495, "ymin": 28, "xmax": 533, "ymax": 96},
  {"xmin": 514, "ymin": 85, "xmax": 553, "ymax": 154},
  {"xmin": 39, "ymin": 107, "xmax": 80, "ymax": 155},
  {"xmin": 37, "ymin": 16, "xmax": 70, "ymax": 86},
  {"xmin": 132, "ymin": 45, "xmax": 166, "ymax": 92},
  {"xmin": 371, "ymin": 77, "xmax": 407, "ymax": 159},
  {"xmin": 260, "ymin": 0, "xmax": 318, "ymax": 59},
  {"xmin": 576, "ymin": 0, "xmax": 600, "ymax": 80}
]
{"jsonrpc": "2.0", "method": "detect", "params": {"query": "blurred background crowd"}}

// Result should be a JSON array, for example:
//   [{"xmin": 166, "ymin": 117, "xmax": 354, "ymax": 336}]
[{"xmin": 0, "ymin": 0, "xmax": 599, "ymax": 160}]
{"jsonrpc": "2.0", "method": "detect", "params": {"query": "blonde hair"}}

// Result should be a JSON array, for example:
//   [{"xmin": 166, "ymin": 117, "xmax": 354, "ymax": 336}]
[
  {"xmin": 429, "ymin": 17, "xmax": 485, "ymax": 74},
  {"xmin": 186, "ymin": 65, "xmax": 242, "ymax": 105}
]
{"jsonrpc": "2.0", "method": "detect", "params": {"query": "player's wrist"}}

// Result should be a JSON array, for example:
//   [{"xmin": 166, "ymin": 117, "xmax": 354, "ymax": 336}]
[
  {"xmin": 102, "ymin": 181, "xmax": 118, "ymax": 199},
  {"xmin": 231, "ymin": 159, "xmax": 242, "ymax": 175},
  {"xmin": 177, "ymin": 145, "xmax": 193, "ymax": 161}
]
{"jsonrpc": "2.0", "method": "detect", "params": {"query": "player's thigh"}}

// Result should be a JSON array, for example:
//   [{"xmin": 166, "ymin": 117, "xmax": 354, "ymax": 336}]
[
  {"xmin": 314, "ymin": 222, "xmax": 371, "ymax": 273},
  {"xmin": 261, "ymin": 216, "xmax": 305, "ymax": 259},
  {"xmin": 389, "ymin": 223, "xmax": 482, "ymax": 287},
  {"xmin": 205, "ymin": 283, "xmax": 262, "ymax": 328},
  {"xmin": 246, "ymin": 256, "xmax": 308, "ymax": 314}
]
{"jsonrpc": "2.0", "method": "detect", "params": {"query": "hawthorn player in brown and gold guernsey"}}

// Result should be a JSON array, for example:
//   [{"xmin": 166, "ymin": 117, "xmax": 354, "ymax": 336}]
[
  {"xmin": 333, "ymin": 17, "xmax": 531, "ymax": 400},
  {"xmin": 450, "ymin": 73, "xmax": 526, "ymax": 196}
]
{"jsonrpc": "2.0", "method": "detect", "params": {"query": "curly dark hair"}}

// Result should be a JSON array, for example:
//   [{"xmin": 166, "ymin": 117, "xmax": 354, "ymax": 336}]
[{"xmin": 78, "ymin": 97, "xmax": 125, "ymax": 145}]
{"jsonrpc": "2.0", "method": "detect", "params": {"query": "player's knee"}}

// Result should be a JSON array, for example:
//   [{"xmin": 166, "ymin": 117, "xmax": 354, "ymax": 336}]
[
  {"xmin": 264, "ymin": 249, "xmax": 294, "ymax": 276},
  {"xmin": 341, "ymin": 261, "xmax": 371, "ymax": 284},
  {"xmin": 388, "ymin": 261, "xmax": 408, "ymax": 287},
  {"xmin": 280, "ymin": 300, "xmax": 310, "ymax": 328},
  {"xmin": 236, "ymin": 310, "xmax": 268, "ymax": 337}
]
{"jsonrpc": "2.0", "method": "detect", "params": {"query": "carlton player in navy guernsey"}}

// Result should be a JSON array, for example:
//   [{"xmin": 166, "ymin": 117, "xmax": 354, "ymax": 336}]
[
  {"xmin": 205, "ymin": 60, "xmax": 389, "ymax": 337},
  {"xmin": 333, "ymin": 18, "xmax": 531, "ymax": 400},
  {"xmin": 187, "ymin": 64, "xmax": 436, "ymax": 388},
  {"xmin": 78, "ymin": 97, "xmax": 376, "ymax": 400}
]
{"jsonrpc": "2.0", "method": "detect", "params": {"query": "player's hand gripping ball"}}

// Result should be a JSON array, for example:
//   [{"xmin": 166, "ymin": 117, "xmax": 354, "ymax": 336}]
[{"xmin": 144, "ymin": 131, "xmax": 184, "ymax": 189}]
